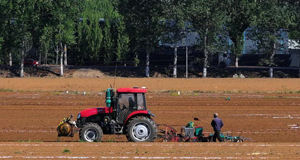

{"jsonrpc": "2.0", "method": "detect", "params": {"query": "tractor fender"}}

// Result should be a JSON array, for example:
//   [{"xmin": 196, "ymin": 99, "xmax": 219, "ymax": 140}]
[{"xmin": 124, "ymin": 110, "xmax": 151, "ymax": 126}]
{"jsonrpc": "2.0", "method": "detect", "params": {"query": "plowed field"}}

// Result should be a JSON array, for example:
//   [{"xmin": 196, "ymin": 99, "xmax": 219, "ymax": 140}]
[{"xmin": 0, "ymin": 78, "xmax": 300, "ymax": 159}]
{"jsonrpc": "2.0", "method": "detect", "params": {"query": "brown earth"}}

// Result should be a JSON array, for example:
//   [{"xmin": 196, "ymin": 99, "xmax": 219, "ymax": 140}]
[{"xmin": 0, "ymin": 78, "xmax": 300, "ymax": 159}]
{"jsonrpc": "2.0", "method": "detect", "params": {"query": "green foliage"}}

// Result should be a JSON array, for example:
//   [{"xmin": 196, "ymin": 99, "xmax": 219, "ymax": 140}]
[
  {"xmin": 0, "ymin": 0, "xmax": 298, "ymax": 70},
  {"xmin": 286, "ymin": 1, "xmax": 300, "ymax": 49},
  {"xmin": 76, "ymin": 0, "xmax": 128, "ymax": 65},
  {"xmin": 187, "ymin": 0, "xmax": 228, "ymax": 77},
  {"xmin": 118, "ymin": 0, "xmax": 164, "ymax": 76},
  {"xmin": 63, "ymin": 149, "xmax": 71, "ymax": 154},
  {"xmin": 224, "ymin": 0, "xmax": 257, "ymax": 59},
  {"xmin": 160, "ymin": 0, "xmax": 188, "ymax": 45},
  {"xmin": 0, "ymin": 37, "xmax": 3, "ymax": 51},
  {"xmin": 188, "ymin": 0, "xmax": 228, "ymax": 49},
  {"xmin": 248, "ymin": 0, "xmax": 293, "ymax": 66},
  {"xmin": 17, "ymin": 139, "xmax": 42, "ymax": 142},
  {"xmin": 0, "ymin": 88, "xmax": 13, "ymax": 92}
]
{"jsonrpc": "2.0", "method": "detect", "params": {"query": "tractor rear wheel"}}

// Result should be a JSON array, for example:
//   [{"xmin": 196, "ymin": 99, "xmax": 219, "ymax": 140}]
[
  {"xmin": 79, "ymin": 123, "xmax": 103, "ymax": 142},
  {"xmin": 126, "ymin": 116, "xmax": 157, "ymax": 142}
]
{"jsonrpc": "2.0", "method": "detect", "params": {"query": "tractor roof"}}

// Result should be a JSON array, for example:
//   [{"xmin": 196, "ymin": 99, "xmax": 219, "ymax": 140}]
[{"xmin": 117, "ymin": 87, "xmax": 147, "ymax": 93}]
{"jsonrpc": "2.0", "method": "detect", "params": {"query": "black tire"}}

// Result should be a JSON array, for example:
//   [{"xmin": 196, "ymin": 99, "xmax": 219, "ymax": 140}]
[
  {"xmin": 79, "ymin": 123, "xmax": 103, "ymax": 142},
  {"xmin": 126, "ymin": 116, "xmax": 157, "ymax": 142}
]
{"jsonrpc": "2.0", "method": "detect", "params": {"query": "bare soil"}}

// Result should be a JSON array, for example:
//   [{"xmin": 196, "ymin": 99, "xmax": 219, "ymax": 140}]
[{"xmin": 0, "ymin": 78, "xmax": 300, "ymax": 159}]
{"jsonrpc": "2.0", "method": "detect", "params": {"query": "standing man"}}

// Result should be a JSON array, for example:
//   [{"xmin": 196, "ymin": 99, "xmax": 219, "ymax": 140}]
[{"xmin": 211, "ymin": 113, "xmax": 224, "ymax": 142}]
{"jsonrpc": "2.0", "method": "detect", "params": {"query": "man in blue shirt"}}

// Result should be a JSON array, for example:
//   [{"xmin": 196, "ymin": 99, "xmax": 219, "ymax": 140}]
[{"xmin": 211, "ymin": 113, "xmax": 224, "ymax": 142}]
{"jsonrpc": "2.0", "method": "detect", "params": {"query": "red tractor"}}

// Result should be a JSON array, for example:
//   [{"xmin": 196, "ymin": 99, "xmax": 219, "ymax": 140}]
[{"xmin": 57, "ymin": 87, "xmax": 157, "ymax": 142}]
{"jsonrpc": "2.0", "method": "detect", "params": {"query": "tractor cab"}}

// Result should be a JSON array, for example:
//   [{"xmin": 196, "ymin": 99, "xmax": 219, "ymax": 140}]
[{"xmin": 114, "ymin": 87, "xmax": 147, "ymax": 124}]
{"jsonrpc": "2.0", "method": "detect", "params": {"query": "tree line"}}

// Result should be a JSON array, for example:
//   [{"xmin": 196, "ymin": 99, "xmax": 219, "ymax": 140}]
[{"xmin": 0, "ymin": 0, "xmax": 299, "ymax": 77}]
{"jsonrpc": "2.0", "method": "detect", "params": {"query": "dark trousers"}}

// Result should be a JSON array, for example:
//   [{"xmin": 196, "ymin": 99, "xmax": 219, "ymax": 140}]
[{"xmin": 213, "ymin": 130, "xmax": 223, "ymax": 142}]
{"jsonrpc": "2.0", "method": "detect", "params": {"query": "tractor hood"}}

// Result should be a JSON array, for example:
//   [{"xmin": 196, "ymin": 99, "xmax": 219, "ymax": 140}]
[{"xmin": 79, "ymin": 107, "xmax": 113, "ymax": 118}]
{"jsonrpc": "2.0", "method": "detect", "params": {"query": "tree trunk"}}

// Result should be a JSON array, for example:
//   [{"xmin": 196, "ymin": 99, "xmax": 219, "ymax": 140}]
[
  {"xmin": 269, "ymin": 67, "xmax": 273, "ymax": 78},
  {"xmin": 269, "ymin": 29, "xmax": 276, "ymax": 78},
  {"xmin": 145, "ymin": 17, "xmax": 151, "ymax": 78},
  {"xmin": 20, "ymin": 40, "xmax": 25, "ymax": 78},
  {"xmin": 173, "ymin": 46, "xmax": 177, "ymax": 78},
  {"xmin": 235, "ymin": 56, "xmax": 239, "ymax": 68},
  {"xmin": 232, "ymin": 34, "xmax": 244, "ymax": 68},
  {"xmin": 203, "ymin": 53, "xmax": 208, "ymax": 78},
  {"xmin": 64, "ymin": 44, "xmax": 67, "ymax": 65},
  {"xmin": 45, "ymin": 50, "xmax": 48, "ymax": 65},
  {"xmin": 145, "ymin": 49, "xmax": 150, "ymax": 77},
  {"xmin": 60, "ymin": 53, "xmax": 63, "ymax": 76},
  {"xmin": 186, "ymin": 45, "xmax": 188, "ymax": 78},
  {"xmin": 134, "ymin": 53, "xmax": 138, "ymax": 67},
  {"xmin": 9, "ymin": 52, "xmax": 12, "ymax": 66},
  {"xmin": 60, "ymin": 42, "xmax": 64, "ymax": 76},
  {"xmin": 203, "ymin": 28, "xmax": 208, "ymax": 78},
  {"xmin": 39, "ymin": 52, "xmax": 42, "ymax": 65},
  {"xmin": 55, "ymin": 45, "xmax": 59, "ymax": 65}
]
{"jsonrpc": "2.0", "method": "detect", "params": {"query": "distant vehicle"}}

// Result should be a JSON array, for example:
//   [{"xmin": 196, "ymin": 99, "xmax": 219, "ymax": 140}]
[{"xmin": 24, "ymin": 58, "xmax": 39, "ymax": 66}]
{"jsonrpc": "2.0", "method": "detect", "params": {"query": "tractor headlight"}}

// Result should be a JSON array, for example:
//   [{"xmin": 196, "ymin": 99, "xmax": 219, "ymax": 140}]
[{"xmin": 77, "ymin": 113, "xmax": 81, "ymax": 119}]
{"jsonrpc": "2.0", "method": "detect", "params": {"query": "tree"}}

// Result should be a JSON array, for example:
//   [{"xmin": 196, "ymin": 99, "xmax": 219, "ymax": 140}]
[
  {"xmin": 0, "ymin": 1, "xmax": 5, "ymax": 55},
  {"xmin": 76, "ymin": 0, "xmax": 128, "ymax": 65},
  {"xmin": 0, "ymin": 1, "xmax": 19, "ymax": 66},
  {"xmin": 161, "ymin": 0, "xmax": 188, "ymax": 78},
  {"xmin": 224, "ymin": 0, "xmax": 257, "ymax": 68},
  {"xmin": 188, "ymin": 0, "xmax": 228, "ymax": 78},
  {"xmin": 287, "ymin": 1, "xmax": 300, "ymax": 49},
  {"xmin": 118, "ymin": 0, "xmax": 164, "ymax": 77},
  {"xmin": 288, "ymin": 1, "xmax": 300, "ymax": 78},
  {"xmin": 249, "ymin": 0, "xmax": 293, "ymax": 78},
  {"xmin": 50, "ymin": 0, "xmax": 81, "ymax": 76},
  {"xmin": 10, "ymin": 0, "xmax": 36, "ymax": 77}
]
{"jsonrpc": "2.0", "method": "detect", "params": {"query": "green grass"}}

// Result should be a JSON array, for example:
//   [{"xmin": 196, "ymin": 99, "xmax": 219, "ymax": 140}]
[
  {"xmin": 16, "ymin": 139, "xmax": 42, "ymax": 142},
  {"xmin": 63, "ymin": 149, "xmax": 71, "ymax": 154},
  {"xmin": 52, "ymin": 91, "xmax": 61, "ymax": 95},
  {"xmin": 14, "ymin": 151, "xmax": 22, "ymax": 154},
  {"xmin": 0, "ymin": 88, "xmax": 14, "ymax": 92},
  {"xmin": 170, "ymin": 93, "xmax": 180, "ymax": 96},
  {"xmin": 193, "ymin": 90, "xmax": 204, "ymax": 93},
  {"xmin": 107, "ymin": 139, "xmax": 116, "ymax": 142},
  {"xmin": 264, "ymin": 96, "xmax": 279, "ymax": 99},
  {"xmin": 166, "ymin": 90, "xmax": 178, "ymax": 93},
  {"xmin": 135, "ymin": 147, "xmax": 139, "ymax": 155}
]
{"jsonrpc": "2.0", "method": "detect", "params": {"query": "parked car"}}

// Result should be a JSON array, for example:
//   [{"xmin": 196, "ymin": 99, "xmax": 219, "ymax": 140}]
[{"xmin": 24, "ymin": 58, "xmax": 39, "ymax": 66}]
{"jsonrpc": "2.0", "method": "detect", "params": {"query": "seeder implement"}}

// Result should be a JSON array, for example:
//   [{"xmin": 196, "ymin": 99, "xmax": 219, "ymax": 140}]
[{"xmin": 158, "ymin": 119, "xmax": 249, "ymax": 142}]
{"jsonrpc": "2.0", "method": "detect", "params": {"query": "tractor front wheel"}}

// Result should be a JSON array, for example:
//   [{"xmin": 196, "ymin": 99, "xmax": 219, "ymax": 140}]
[
  {"xmin": 126, "ymin": 116, "xmax": 157, "ymax": 142},
  {"xmin": 79, "ymin": 123, "xmax": 103, "ymax": 142}
]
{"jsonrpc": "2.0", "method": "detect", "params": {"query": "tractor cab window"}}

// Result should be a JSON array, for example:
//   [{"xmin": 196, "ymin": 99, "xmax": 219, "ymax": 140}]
[
  {"xmin": 137, "ymin": 93, "xmax": 146, "ymax": 110},
  {"xmin": 117, "ymin": 93, "xmax": 136, "ymax": 124},
  {"xmin": 118, "ymin": 93, "xmax": 136, "ymax": 112}
]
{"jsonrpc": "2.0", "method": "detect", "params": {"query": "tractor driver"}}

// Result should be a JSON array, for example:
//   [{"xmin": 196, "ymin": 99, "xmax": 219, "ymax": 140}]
[
  {"xmin": 128, "ymin": 97, "xmax": 135, "ymax": 111},
  {"xmin": 211, "ymin": 113, "xmax": 224, "ymax": 142},
  {"xmin": 117, "ymin": 96, "xmax": 134, "ymax": 123}
]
